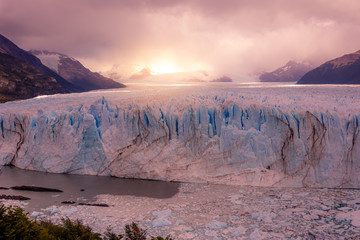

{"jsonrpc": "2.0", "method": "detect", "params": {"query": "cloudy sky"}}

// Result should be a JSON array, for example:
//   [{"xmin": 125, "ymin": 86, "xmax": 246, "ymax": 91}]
[{"xmin": 1, "ymin": 0, "xmax": 360, "ymax": 80}]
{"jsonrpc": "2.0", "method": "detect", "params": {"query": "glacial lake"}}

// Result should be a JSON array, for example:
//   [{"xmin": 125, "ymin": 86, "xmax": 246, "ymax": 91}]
[{"xmin": 0, "ymin": 166, "xmax": 180, "ymax": 212}]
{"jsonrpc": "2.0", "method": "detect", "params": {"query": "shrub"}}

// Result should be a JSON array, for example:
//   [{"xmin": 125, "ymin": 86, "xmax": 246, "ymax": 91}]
[
  {"xmin": 0, "ymin": 204, "xmax": 173, "ymax": 240},
  {"xmin": 150, "ymin": 237, "xmax": 173, "ymax": 240},
  {"xmin": 38, "ymin": 219, "xmax": 102, "ymax": 240},
  {"xmin": 103, "ymin": 222, "xmax": 173, "ymax": 240},
  {"xmin": 103, "ymin": 228, "xmax": 124, "ymax": 240},
  {"xmin": 0, "ymin": 204, "xmax": 41, "ymax": 240}
]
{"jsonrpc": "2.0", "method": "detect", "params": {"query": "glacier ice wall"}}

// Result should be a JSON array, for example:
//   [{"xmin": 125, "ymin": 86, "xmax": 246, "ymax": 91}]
[{"xmin": 0, "ymin": 92, "xmax": 359, "ymax": 188}]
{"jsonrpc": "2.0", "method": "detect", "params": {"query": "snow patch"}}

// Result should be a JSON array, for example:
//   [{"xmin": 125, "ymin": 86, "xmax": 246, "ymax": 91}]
[{"xmin": 35, "ymin": 52, "xmax": 61, "ymax": 72}]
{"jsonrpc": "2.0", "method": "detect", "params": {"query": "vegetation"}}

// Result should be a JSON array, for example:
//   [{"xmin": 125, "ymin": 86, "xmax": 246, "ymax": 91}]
[{"xmin": 0, "ymin": 204, "xmax": 173, "ymax": 240}]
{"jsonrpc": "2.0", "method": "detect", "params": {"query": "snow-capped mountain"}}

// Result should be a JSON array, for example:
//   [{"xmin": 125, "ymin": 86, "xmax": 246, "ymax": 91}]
[
  {"xmin": 0, "ymin": 34, "xmax": 81, "ymax": 92},
  {"xmin": 298, "ymin": 50, "xmax": 360, "ymax": 84},
  {"xmin": 30, "ymin": 50, "xmax": 125, "ymax": 91},
  {"xmin": 260, "ymin": 61, "xmax": 313, "ymax": 82}
]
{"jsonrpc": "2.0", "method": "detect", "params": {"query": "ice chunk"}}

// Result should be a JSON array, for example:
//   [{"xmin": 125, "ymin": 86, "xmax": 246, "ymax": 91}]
[
  {"xmin": 30, "ymin": 211, "xmax": 43, "ymax": 218},
  {"xmin": 206, "ymin": 220, "xmax": 228, "ymax": 229},
  {"xmin": 152, "ymin": 209, "xmax": 172, "ymax": 218},
  {"xmin": 151, "ymin": 218, "xmax": 172, "ymax": 228},
  {"xmin": 61, "ymin": 208, "xmax": 77, "ymax": 215},
  {"xmin": 44, "ymin": 205, "xmax": 58, "ymax": 215}
]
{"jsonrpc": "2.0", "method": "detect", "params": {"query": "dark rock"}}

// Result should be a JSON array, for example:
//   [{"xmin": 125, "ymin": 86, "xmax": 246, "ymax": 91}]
[
  {"xmin": 78, "ymin": 203, "xmax": 109, "ymax": 207},
  {"xmin": 0, "ymin": 187, "xmax": 9, "ymax": 190},
  {"xmin": 61, "ymin": 201, "xmax": 76, "ymax": 204},
  {"xmin": 11, "ymin": 185, "xmax": 63, "ymax": 192},
  {"xmin": 308, "ymin": 231, "xmax": 317, "ymax": 240},
  {"xmin": 0, "ymin": 194, "xmax": 30, "ymax": 200},
  {"xmin": 80, "ymin": 189, "xmax": 85, "ymax": 192}
]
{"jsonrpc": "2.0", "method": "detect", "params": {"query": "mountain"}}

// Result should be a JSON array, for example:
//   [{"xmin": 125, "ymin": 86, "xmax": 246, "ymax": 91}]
[
  {"xmin": 101, "ymin": 63, "xmax": 142, "ymax": 80},
  {"xmin": 0, "ymin": 34, "xmax": 81, "ymax": 92},
  {"xmin": 0, "ymin": 52, "xmax": 68, "ymax": 103},
  {"xmin": 30, "ymin": 50, "xmax": 125, "ymax": 91},
  {"xmin": 211, "ymin": 76, "xmax": 233, "ymax": 82},
  {"xmin": 129, "ymin": 67, "xmax": 152, "ymax": 79},
  {"xmin": 298, "ymin": 50, "xmax": 360, "ymax": 84},
  {"xmin": 260, "ymin": 61, "xmax": 313, "ymax": 82}
]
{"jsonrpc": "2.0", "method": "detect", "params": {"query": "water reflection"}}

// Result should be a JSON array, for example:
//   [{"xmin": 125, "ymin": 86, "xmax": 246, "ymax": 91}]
[{"xmin": 0, "ymin": 166, "xmax": 179, "ymax": 212}]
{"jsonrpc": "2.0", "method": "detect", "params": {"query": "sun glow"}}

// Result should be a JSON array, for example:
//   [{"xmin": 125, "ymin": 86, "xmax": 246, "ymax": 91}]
[{"xmin": 150, "ymin": 61, "xmax": 180, "ymax": 75}]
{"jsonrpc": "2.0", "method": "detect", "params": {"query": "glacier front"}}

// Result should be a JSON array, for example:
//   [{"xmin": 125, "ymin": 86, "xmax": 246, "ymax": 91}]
[{"xmin": 0, "ymin": 84, "xmax": 359, "ymax": 188}]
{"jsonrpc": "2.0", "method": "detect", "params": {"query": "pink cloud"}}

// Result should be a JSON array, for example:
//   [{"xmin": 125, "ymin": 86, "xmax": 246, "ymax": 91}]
[{"xmin": 1, "ymin": 0, "xmax": 360, "ymax": 80}]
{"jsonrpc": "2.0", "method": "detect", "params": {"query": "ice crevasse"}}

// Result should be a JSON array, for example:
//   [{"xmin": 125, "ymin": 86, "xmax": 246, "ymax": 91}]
[{"xmin": 0, "ymin": 86, "xmax": 359, "ymax": 188}]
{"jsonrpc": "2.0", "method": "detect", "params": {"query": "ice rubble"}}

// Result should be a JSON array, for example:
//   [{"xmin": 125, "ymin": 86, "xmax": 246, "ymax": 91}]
[
  {"xmin": 0, "ymin": 84, "xmax": 359, "ymax": 188},
  {"xmin": 17, "ymin": 183, "xmax": 360, "ymax": 239}
]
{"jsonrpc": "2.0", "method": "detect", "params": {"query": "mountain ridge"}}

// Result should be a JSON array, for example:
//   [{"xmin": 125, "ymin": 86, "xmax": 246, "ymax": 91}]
[
  {"xmin": 298, "ymin": 50, "xmax": 360, "ymax": 84},
  {"xmin": 0, "ymin": 34, "xmax": 82, "ymax": 92},
  {"xmin": 0, "ymin": 52, "xmax": 68, "ymax": 103},
  {"xmin": 260, "ymin": 61, "xmax": 313, "ymax": 82},
  {"xmin": 30, "ymin": 50, "xmax": 125, "ymax": 91}
]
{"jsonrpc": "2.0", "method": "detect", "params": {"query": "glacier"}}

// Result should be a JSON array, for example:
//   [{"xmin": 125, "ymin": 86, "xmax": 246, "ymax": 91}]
[{"xmin": 0, "ymin": 84, "xmax": 359, "ymax": 188}]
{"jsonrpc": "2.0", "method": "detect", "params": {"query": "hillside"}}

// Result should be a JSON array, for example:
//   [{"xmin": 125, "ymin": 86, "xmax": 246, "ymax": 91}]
[
  {"xmin": 0, "ymin": 34, "xmax": 81, "ymax": 92},
  {"xmin": 30, "ymin": 50, "xmax": 125, "ymax": 91},
  {"xmin": 0, "ymin": 52, "xmax": 68, "ymax": 103},
  {"xmin": 298, "ymin": 50, "xmax": 360, "ymax": 84},
  {"xmin": 260, "ymin": 61, "xmax": 313, "ymax": 82}
]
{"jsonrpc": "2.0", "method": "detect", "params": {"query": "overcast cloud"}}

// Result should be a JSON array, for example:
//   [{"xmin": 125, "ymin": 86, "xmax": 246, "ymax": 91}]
[{"xmin": 1, "ymin": 0, "xmax": 360, "ymax": 80}]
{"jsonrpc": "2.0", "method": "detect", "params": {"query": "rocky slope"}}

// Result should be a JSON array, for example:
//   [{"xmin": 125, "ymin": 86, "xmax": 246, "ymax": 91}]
[
  {"xmin": 0, "ymin": 34, "xmax": 81, "ymax": 92},
  {"xmin": 298, "ymin": 50, "xmax": 360, "ymax": 84},
  {"xmin": 260, "ymin": 61, "xmax": 313, "ymax": 82},
  {"xmin": 30, "ymin": 50, "xmax": 125, "ymax": 91},
  {"xmin": 0, "ymin": 52, "xmax": 68, "ymax": 103}
]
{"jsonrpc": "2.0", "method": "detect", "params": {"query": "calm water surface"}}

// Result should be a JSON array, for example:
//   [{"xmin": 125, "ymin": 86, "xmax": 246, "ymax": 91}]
[{"xmin": 0, "ymin": 166, "xmax": 179, "ymax": 212}]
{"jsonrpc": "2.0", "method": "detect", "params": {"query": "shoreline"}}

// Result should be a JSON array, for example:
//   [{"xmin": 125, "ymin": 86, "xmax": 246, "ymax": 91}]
[{"xmin": 2, "ymin": 182, "xmax": 360, "ymax": 239}]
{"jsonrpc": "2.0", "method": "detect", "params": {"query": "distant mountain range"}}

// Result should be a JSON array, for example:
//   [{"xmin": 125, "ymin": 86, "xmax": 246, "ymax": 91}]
[
  {"xmin": 29, "ymin": 50, "xmax": 125, "ymax": 91},
  {"xmin": 260, "ymin": 61, "xmax": 313, "ymax": 82},
  {"xmin": 1, "ymin": 33, "xmax": 358, "ymax": 103},
  {"xmin": 106, "ymin": 65, "xmax": 212, "ymax": 83},
  {"xmin": 298, "ymin": 50, "xmax": 360, "ymax": 84}
]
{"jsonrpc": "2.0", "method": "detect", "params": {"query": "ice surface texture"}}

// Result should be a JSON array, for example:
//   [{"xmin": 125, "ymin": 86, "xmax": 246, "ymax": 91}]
[{"xmin": 0, "ymin": 85, "xmax": 359, "ymax": 187}]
